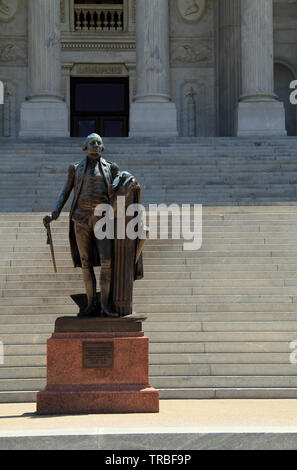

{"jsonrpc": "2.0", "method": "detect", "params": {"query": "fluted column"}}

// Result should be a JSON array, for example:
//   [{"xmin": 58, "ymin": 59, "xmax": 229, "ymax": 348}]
[
  {"xmin": 129, "ymin": 0, "xmax": 177, "ymax": 136},
  {"xmin": 20, "ymin": 0, "xmax": 69, "ymax": 137},
  {"xmin": 237, "ymin": 0, "xmax": 286, "ymax": 136},
  {"xmin": 218, "ymin": 0, "xmax": 241, "ymax": 136}
]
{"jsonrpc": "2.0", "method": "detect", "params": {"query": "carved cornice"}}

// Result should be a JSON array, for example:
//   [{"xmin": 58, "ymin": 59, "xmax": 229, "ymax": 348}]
[
  {"xmin": 62, "ymin": 43, "xmax": 136, "ymax": 50},
  {"xmin": 61, "ymin": 36, "xmax": 136, "ymax": 51}
]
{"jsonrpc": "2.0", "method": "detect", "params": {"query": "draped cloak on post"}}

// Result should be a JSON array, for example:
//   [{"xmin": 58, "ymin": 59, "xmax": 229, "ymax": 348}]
[{"xmin": 53, "ymin": 157, "xmax": 144, "ymax": 316}]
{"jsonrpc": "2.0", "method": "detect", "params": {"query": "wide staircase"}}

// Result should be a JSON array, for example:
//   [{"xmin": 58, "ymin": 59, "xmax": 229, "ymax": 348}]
[{"xmin": 1, "ymin": 137, "xmax": 297, "ymax": 402}]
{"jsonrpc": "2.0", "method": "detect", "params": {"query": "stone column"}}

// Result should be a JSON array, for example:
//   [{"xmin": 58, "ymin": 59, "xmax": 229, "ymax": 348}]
[
  {"xmin": 218, "ymin": 0, "xmax": 241, "ymax": 136},
  {"xmin": 129, "ymin": 0, "xmax": 177, "ymax": 136},
  {"xmin": 20, "ymin": 0, "xmax": 69, "ymax": 137},
  {"xmin": 237, "ymin": 0, "xmax": 286, "ymax": 136}
]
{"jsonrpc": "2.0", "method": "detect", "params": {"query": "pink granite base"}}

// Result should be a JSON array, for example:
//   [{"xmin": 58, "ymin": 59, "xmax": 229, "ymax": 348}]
[
  {"xmin": 37, "ymin": 385, "xmax": 159, "ymax": 415},
  {"xmin": 36, "ymin": 331, "xmax": 159, "ymax": 415}
]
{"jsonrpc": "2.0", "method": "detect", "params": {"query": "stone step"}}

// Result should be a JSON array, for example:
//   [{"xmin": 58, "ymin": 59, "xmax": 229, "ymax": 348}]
[
  {"xmin": 1, "ymin": 320, "xmax": 297, "ymax": 335},
  {"xmin": 159, "ymin": 388, "xmax": 297, "ymax": 399},
  {"xmin": 1, "ymin": 331, "xmax": 297, "ymax": 345},
  {"xmin": 2, "ymin": 311, "xmax": 297, "ymax": 324},
  {"xmin": 149, "ymin": 352, "xmax": 293, "ymax": 364},
  {"xmin": 1, "ymin": 364, "xmax": 297, "ymax": 380},
  {"xmin": 138, "ymin": 302, "xmax": 297, "ymax": 313},
  {"xmin": 150, "ymin": 364, "xmax": 297, "ymax": 376},
  {"xmin": 0, "ymin": 352, "xmax": 292, "ymax": 367},
  {"xmin": 0, "ymin": 391, "xmax": 37, "ymax": 403},
  {"xmin": 148, "ymin": 341, "xmax": 293, "ymax": 353},
  {"xmin": 150, "ymin": 376, "xmax": 297, "ymax": 388},
  {"xmin": 2, "ymin": 287, "xmax": 297, "ymax": 298},
  {"xmin": 0, "ymin": 278, "xmax": 290, "ymax": 289},
  {"xmin": 0, "ymin": 270, "xmax": 295, "ymax": 281},
  {"xmin": 0, "ymin": 379, "xmax": 45, "ymax": 391}
]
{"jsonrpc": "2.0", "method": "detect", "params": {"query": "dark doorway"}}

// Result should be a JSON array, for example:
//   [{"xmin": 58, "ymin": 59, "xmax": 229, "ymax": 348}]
[
  {"xmin": 71, "ymin": 77, "xmax": 129, "ymax": 137},
  {"xmin": 274, "ymin": 63, "xmax": 297, "ymax": 137}
]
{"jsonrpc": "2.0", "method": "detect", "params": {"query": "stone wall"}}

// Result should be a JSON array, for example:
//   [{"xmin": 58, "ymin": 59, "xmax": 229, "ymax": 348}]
[
  {"xmin": 169, "ymin": 0, "xmax": 216, "ymax": 137},
  {"xmin": 0, "ymin": 0, "xmax": 27, "ymax": 136},
  {"xmin": 1, "ymin": 0, "xmax": 296, "ymax": 138}
]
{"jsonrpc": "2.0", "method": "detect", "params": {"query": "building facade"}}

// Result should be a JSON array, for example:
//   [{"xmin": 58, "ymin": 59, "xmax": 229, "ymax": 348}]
[{"xmin": 0, "ymin": 0, "xmax": 296, "ymax": 138}]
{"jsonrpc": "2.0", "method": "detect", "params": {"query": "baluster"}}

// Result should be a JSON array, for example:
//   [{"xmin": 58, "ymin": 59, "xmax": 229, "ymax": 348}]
[
  {"xmin": 114, "ymin": 11, "xmax": 119, "ymax": 31},
  {"xmin": 93, "ymin": 10, "xmax": 98, "ymax": 30},
  {"xmin": 82, "ymin": 9, "xmax": 88, "ymax": 30},
  {"xmin": 89, "ymin": 9, "xmax": 95, "ymax": 30},
  {"xmin": 105, "ymin": 11, "xmax": 111, "ymax": 31},
  {"xmin": 99, "ymin": 11, "xmax": 105, "ymax": 30},
  {"xmin": 109, "ymin": 11, "xmax": 116, "ymax": 31},
  {"xmin": 76, "ymin": 9, "xmax": 83, "ymax": 30},
  {"xmin": 74, "ymin": 4, "xmax": 124, "ymax": 33},
  {"xmin": 105, "ymin": 11, "xmax": 110, "ymax": 30}
]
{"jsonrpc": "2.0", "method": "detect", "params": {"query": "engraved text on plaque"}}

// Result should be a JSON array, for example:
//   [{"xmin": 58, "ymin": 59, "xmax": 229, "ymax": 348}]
[{"xmin": 83, "ymin": 342, "xmax": 114, "ymax": 369}]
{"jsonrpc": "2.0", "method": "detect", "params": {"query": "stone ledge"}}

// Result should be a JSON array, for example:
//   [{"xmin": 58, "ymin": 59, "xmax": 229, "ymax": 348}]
[{"xmin": 1, "ymin": 428, "xmax": 297, "ymax": 450}]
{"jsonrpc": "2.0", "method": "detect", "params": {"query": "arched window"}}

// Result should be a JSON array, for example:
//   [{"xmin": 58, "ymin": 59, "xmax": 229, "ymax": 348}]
[{"xmin": 0, "ymin": 81, "xmax": 3, "ymax": 105}]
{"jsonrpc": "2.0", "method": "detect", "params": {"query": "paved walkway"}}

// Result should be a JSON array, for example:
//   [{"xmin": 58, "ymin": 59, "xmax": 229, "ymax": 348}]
[{"xmin": 1, "ymin": 399, "xmax": 297, "ymax": 449}]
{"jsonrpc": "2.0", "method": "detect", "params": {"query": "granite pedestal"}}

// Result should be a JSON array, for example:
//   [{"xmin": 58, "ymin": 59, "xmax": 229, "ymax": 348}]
[{"xmin": 36, "ymin": 316, "xmax": 159, "ymax": 415}]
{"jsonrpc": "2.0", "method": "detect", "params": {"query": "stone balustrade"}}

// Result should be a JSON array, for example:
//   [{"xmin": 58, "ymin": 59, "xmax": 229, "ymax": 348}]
[{"xmin": 75, "ymin": 3, "xmax": 123, "ymax": 31}]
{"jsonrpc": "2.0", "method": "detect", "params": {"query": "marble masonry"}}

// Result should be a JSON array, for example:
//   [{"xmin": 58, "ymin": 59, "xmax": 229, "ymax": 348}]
[{"xmin": 0, "ymin": 0, "xmax": 296, "ymax": 138}]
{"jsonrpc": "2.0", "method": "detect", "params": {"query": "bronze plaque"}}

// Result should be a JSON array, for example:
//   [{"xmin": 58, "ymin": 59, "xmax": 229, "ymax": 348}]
[{"xmin": 83, "ymin": 342, "xmax": 114, "ymax": 369}]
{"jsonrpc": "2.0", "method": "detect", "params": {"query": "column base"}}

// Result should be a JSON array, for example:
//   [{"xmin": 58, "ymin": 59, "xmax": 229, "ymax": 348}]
[
  {"xmin": 19, "ymin": 100, "xmax": 69, "ymax": 137},
  {"xmin": 129, "ymin": 101, "xmax": 178, "ymax": 137},
  {"xmin": 237, "ymin": 100, "xmax": 287, "ymax": 137}
]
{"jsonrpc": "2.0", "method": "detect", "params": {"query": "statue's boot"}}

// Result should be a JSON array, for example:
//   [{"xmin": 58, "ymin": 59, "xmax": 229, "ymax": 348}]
[
  {"xmin": 100, "ymin": 265, "xmax": 119, "ymax": 318},
  {"xmin": 79, "ymin": 267, "xmax": 98, "ymax": 317}
]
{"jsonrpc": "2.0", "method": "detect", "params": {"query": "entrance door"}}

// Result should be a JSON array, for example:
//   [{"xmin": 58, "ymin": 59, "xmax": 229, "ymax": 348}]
[{"xmin": 71, "ymin": 77, "xmax": 129, "ymax": 137}]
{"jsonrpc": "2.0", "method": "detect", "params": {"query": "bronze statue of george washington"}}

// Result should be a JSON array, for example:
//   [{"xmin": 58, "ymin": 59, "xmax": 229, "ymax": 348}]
[{"xmin": 44, "ymin": 133, "xmax": 144, "ymax": 319}]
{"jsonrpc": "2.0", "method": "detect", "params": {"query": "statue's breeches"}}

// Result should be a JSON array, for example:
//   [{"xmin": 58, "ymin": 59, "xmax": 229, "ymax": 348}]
[{"xmin": 74, "ymin": 218, "xmax": 112, "ymax": 268}]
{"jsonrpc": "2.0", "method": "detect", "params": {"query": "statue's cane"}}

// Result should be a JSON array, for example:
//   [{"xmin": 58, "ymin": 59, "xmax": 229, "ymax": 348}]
[{"xmin": 43, "ymin": 216, "xmax": 57, "ymax": 273}]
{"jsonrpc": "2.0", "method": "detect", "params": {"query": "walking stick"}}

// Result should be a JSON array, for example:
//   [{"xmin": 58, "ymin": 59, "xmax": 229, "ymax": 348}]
[{"xmin": 43, "ymin": 216, "xmax": 57, "ymax": 273}]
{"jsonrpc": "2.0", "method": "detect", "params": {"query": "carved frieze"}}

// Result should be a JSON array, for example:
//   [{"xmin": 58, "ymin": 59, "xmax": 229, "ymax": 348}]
[
  {"xmin": 171, "ymin": 39, "xmax": 213, "ymax": 67},
  {"xmin": 71, "ymin": 63, "xmax": 129, "ymax": 77},
  {"xmin": 176, "ymin": 0, "xmax": 206, "ymax": 23},
  {"xmin": 0, "ymin": 39, "xmax": 27, "ymax": 65},
  {"xmin": 0, "ymin": 0, "xmax": 19, "ymax": 23}
]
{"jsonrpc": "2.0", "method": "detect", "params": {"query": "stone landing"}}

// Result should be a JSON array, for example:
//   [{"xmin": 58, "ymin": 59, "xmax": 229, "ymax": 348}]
[{"xmin": 36, "ymin": 316, "xmax": 159, "ymax": 415}]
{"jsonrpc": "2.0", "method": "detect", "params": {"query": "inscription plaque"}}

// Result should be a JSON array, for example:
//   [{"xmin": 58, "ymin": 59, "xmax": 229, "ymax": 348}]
[{"xmin": 83, "ymin": 341, "xmax": 114, "ymax": 369}]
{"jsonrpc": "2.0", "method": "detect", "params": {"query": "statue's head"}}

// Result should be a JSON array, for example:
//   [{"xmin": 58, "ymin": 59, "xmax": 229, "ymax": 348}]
[{"xmin": 83, "ymin": 133, "xmax": 104, "ymax": 157}]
